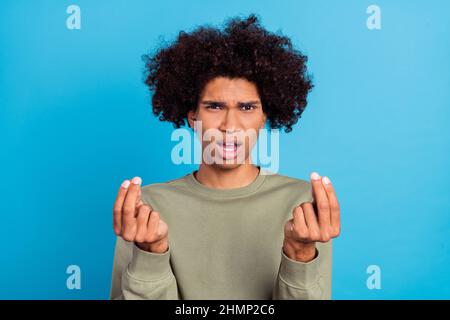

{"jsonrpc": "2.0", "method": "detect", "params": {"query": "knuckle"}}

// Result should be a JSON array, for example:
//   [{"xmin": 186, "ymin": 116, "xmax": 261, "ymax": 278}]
[
  {"xmin": 318, "ymin": 202, "xmax": 329, "ymax": 212},
  {"xmin": 121, "ymin": 226, "xmax": 136, "ymax": 242},
  {"xmin": 155, "ymin": 228, "xmax": 164, "ymax": 239},
  {"xmin": 300, "ymin": 236, "xmax": 310, "ymax": 243},
  {"xmin": 134, "ymin": 234, "xmax": 145, "ymax": 243},
  {"xmin": 140, "ymin": 204, "xmax": 151, "ymax": 213},
  {"xmin": 291, "ymin": 224, "xmax": 300, "ymax": 235},
  {"xmin": 301, "ymin": 202, "xmax": 311, "ymax": 209},
  {"xmin": 303, "ymin": 202, "xmax": 314, "ymax": 212},
  {"xmin": 332, "ymin": 226, "xmax": 341, "ymax": 237},
  {"xmin": 310, "ymin": 230, "xmax": 320, "ymax": 241},
  {"xmin": 320, "ymin": 232, "xmax": 331, "ymax": 242},
  {"xmin": 330, "ymin": 202, "xmax": 340, "ymax": 212},
  {"xmin": 298, "ymin": 228, "xmax": 309, "ymax": 240},
  {"xmin": 122, "ymin": 233, "xmax": 134, "ymax": 242},
  {"xmin": 145, "ymin": 233, "xmax": 156, "ymax": 243},
  {"xmin": 122, "ymin": 204, "xmax": 134, "ymax": 214}
]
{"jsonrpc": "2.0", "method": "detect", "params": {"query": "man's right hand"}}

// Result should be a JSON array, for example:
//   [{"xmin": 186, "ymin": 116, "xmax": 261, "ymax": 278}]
[{"xmin": 113, "ymin": 176, "xmax": 169, "ymax": 254}]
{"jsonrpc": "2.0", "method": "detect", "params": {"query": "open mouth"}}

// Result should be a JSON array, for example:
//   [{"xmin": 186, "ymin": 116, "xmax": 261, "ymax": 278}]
[{"xmin": 216, "ymin": 141, "xmax": 243, "ymax": 159}]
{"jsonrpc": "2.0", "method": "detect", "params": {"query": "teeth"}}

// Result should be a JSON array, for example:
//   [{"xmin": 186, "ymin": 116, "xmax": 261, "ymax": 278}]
[{"xmin": 222, "ymin": 143, "xmax": 236, "ymax": 152}]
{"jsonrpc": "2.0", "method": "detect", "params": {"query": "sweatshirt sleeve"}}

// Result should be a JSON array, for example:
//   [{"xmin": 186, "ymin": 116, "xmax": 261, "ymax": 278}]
[
  {"xmin": 272, "ymin": 241, "xmax": 332, "ymax": 300},
  {"xmin": 109, "ymin": 237, "xmax": 180, "ymax": 300}
]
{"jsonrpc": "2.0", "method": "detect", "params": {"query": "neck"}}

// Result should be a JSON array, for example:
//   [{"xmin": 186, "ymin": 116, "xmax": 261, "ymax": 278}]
[{"xmin": 195, "ymin": 163, "xmax": 260, "ymax": 189}]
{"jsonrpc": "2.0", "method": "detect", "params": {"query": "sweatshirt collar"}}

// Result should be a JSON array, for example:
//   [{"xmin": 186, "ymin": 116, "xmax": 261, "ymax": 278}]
[{"xmin": 185, "ymin": 166, "xmax": 267, "ymax": 198}]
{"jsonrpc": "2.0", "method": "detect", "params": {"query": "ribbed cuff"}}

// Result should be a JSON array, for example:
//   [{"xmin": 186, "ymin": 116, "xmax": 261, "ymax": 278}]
[
  {"xmin": 279, "ymin": 247, "xmax": 320, "ymax": 288},
  {"xmin": 127, "ymin": 243, "xmax": 171, "ymax": 281}
]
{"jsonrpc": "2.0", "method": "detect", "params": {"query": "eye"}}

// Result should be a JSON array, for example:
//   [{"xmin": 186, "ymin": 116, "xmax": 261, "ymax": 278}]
[
  {"xmin": 240, "ymin": 104, "xmax": 256, "ymax": 111},
  {"xmin": 205, "ymin": 104, "xmax": 223, "ymax": 110}
]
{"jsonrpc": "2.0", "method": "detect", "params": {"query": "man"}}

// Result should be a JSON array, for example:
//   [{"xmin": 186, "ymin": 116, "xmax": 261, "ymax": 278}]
[{"xmin": 110, "ymin": 14, "xmax": 340, "ymax": 300}]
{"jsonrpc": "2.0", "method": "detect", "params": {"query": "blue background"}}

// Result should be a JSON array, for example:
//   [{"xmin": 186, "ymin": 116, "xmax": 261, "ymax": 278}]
[{"xmin": 1, "ymin": 0, "xmax": 449, "ymax": 299}]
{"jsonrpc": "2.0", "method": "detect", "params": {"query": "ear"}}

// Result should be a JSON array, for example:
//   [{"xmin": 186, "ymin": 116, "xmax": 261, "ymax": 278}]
[
  {"xmin": 261, "ymin": 113, "xmax": 267, "ymax": 130},
  {"xmin": 187, "ymin": 110, "xmax": 197, "ymax": 129}
]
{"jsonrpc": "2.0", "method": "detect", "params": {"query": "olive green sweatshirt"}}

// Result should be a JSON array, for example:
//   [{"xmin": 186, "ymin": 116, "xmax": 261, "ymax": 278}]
[{"xmin": 109, "ymin": 168, "xmax": 332, "ymax": 300}]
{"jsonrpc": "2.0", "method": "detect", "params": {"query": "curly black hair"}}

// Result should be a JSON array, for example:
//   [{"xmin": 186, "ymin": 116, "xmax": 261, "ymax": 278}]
[{"xmin": 142, "ymin": 13, "xmax": 314, "ymax": 133}]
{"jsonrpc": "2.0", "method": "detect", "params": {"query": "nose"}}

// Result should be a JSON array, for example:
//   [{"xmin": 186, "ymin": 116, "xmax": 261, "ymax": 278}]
[{"xmin": 219, "ymin": 109, "xmax": 240, "ymax": 133}]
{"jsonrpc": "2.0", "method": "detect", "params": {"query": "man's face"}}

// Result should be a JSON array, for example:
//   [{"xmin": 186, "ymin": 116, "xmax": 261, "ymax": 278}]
[{"xmin": 188, "ymin": 76, "xmax": 267, "ymax": 170}]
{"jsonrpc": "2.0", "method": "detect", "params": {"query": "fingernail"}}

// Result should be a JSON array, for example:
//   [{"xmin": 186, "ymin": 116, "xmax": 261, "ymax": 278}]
[
  {"xmin": 310, "ymin": 172, "xmax": 320, "ymax": 180},
  {"xmin": 132, "ymin": 176, "xmax": 142, "ymax": 185},
  {"xmin": 322, "ymin": 176, "xmax": 331, "ymax": 185},
  {"xmin": 121, "ymin": 180, "xmax": 130, "ymax": 188}
]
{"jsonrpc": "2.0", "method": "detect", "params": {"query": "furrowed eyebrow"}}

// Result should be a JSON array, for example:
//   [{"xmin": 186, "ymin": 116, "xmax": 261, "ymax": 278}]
[
  {"xmin": 238, "ymin": 101, "xmax": 260, "ymax": 105},
  {"xmin": 200, "ymin": 101, "xmax": 225, "ymax": 105},
  {"xmin": 200, "ymin": 100, "xmax": 261, "ymax": 105}
]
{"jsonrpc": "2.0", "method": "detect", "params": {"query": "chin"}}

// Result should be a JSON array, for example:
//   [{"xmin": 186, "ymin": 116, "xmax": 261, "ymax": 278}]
[{"xmin": 213, "ymin": 162, "xmax": 244, "ymax": 170}]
